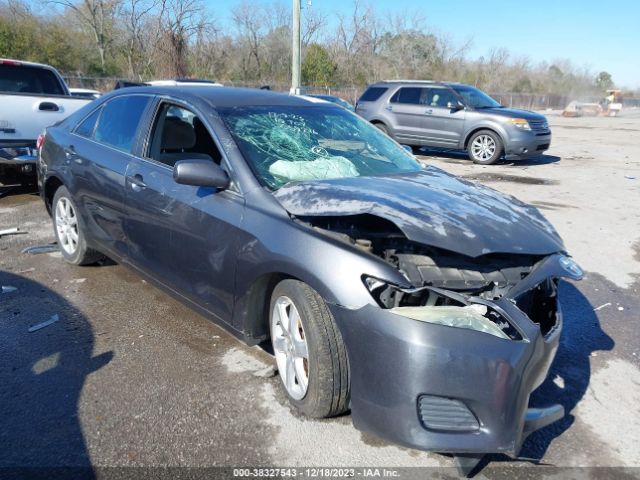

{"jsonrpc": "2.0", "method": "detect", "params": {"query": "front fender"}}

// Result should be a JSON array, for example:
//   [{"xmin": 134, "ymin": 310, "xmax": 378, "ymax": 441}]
[{"xmin": 463, "ymin": 120, "xmax": 509, "ymax": 148}]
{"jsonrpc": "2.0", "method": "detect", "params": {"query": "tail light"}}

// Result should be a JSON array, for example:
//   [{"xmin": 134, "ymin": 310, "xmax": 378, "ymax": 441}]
[
  {"xmin": 0, "ymin": 59, "xmax": 22, "ymax": 66},
  {"xmin": 36, "ymin": 132, "xmax": 46, "ymax": 151}
]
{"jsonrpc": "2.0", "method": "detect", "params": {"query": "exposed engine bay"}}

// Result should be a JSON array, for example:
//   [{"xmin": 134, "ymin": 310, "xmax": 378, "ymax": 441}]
[{"xmin": 298, "ymin": 213, "xmax": 563, "ymax": 340}]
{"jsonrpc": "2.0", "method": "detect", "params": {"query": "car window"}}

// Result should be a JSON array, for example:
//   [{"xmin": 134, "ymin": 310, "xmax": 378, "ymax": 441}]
[
  {"xmin": 147, "ymin": 103, "xmax": 222, "ymax": 168},
  {"xmin": 424, "ymin": 88, "xmax": 459, "ymax": 108},
  {"xmin": 450, "ymin": 85, "xmax": 502, "ymax": 109},
  {"xmin": 75, "ymin": 108, "xmax": 102, "ymax": 138},
  {"xmin": 94, "ymin": 95, "xmax": 151, "ymax": 152},
  {"xmin": 0, "ymin": 65, "xmax": 65, "ymax": 95},
  {"xmin": 220, "ymin": 105, "xmax": 422, "ymax": 190},
  {"xmin": 389, "ymin": 87, "xmax": 427, "ymax": 105},
  {"xmin": 357, "ymin": 87, "xmax": 387, "ymax": 102}
]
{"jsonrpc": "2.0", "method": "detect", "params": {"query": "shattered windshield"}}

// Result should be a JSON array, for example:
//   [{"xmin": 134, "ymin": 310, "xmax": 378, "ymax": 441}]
[{"xmin": 220, "ymin": 105, "xmax": 421, "ymax": 189}]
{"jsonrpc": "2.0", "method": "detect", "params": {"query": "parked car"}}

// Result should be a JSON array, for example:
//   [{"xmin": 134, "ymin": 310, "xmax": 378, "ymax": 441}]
[
  {"xmin": 0, "ymin": 58, "xmax": 91, "ymax": 185},
  {"xmin": 305, "ymin": 94, "xmax": 355, "ymax": 111},
  {"xmin": 38, "ymin": 86, "xmax": 581, "ymax": 471},
  {"xmin": 146, "ymin": 79, "xmax": 223, "ymax": 87},
  {"xmin": 69, "ymin": 88, "xmax": 102, "ymax": 100},
  {"xmin": 356, "ymin": 80, "xmax": 552, "ymax": 164}
]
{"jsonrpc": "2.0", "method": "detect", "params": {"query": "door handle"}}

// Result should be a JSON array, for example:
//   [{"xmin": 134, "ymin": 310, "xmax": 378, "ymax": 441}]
[
  {"xmin": 127, "ymin": 174, "xmax": 147, "ymax": 192},
  {"xmin": 425, "ymin": 109, "xmax": 433, "ymax": 115},
  {"xmin": 384, "ymin": 105, "xmax": 392, "ymax": 111},
  {"xmin": 39, "ymin": 101, "xmax": 60, "ymax": 112}
]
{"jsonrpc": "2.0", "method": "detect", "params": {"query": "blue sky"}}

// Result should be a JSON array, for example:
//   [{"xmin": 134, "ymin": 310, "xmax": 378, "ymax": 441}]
[{"xmin": 208, "ymin": 0, "xmax": 640, "ymax": 88}]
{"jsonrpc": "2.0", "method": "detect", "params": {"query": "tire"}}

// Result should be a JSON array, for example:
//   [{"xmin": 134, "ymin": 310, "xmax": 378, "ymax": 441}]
[
  {"xmin": 269, "ymin": 279, "xmax": 350, "ymax": 418},
  {"xmin": 373, "ymin": 122, "xmax": 389, "ymax": 135},
  {"xmin": 52, "ymin": 186, "xmax": 102, "ymax": 265},
  {"xmin": 467, "ymin": 130, "xmax": 503, "ymax": 165}
]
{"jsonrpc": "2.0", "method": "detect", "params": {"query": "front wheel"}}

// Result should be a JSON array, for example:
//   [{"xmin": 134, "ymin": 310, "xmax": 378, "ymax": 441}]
[
  {"xmin": 269, "ymin": 279, "xmax": 350, "ymax": 418},
  {"xmin": 467, "ymin": 130, "xmax": 503, "ymax": 165},
  {"xmin": 52, "ymin": 186, "xmax": 102, "ymax": 265}
]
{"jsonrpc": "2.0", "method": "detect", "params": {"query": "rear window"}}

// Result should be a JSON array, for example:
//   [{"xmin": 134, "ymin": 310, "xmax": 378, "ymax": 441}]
[
  {"xmin": 358, "ymin": 87, "xmax": 387, "ymax": 102},
  {"xmin": 0, "ymin": 65, "xmax": 65, "ymax": 95},
  {"xmin": 94, "ymin": 95, "xmax": 151, "ymax": 153}
]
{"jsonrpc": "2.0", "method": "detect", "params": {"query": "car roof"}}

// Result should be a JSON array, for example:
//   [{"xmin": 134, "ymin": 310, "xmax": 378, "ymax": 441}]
[
  {"xmin": 0, "ymin": 58, "xmax": 58, "ymax": 71},
  {"xmin": 370, "ymin": 80, "xmax": 466, "ymax": 88},
  {"xmin": 111, "ymin": 86, "xmax": 340, "ymax": 108}
]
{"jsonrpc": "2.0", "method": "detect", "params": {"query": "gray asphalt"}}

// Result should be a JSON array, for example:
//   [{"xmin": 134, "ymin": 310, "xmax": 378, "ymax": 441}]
[{"xmin": 1, "ymin": 112, "xmax": 639, "ymax": 478}]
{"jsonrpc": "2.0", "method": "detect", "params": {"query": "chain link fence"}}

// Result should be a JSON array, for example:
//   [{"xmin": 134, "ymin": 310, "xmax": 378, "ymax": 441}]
[{"xmin": 63, "ymin": 75, "xmax": 638, "ymax": 111}]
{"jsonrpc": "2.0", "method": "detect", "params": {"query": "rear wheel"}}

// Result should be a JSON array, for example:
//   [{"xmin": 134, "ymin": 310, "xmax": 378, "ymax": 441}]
[
  {"xmin": 52, "ymin": 186, "xmax": 102, "ymax": 265},
  {"xmin": 373, "ymin": 122, "xmax": 389, "ymax": 135},
  {"xmin": 467, "ymin": 130, "xmax": 503, "ymax": 165},
  {"xmin": 269, "ymin": 279, "xmax": 350, "ymax": 418}
]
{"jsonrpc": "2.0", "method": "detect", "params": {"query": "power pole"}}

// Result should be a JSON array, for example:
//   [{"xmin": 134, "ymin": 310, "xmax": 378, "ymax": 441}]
[{"xmin": 291, "ymin": 0, "xmax": 302, "ymax": 94}]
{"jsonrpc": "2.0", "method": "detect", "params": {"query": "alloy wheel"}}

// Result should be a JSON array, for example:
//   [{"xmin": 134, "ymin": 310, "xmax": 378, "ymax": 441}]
[
  {"xmin": 271, "ymin": 296, "xmax": 310, "ymax": 400},
  {"xmin": 55, "ymin": 197, "xmax": 79, "ymax": 255},
  {"xmin": 471, "ymin": 134, "xmax": 496, "ymax": 161}
]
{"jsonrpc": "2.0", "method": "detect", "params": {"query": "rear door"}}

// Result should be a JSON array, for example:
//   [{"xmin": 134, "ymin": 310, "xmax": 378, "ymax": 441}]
[
  {"xmin": 67, "ymin": 94, "xmax": 153, "ymax": 258},
  {"xmin": 387, "ymin": 87, "xmax": 429, "ymax": 144},
  {"xmin": 124, "ymin": 100, "xmax": 245, "ymax": 321},
  {"xmin": 420, "ymin": 87, "xmax": 466, "ymax": 147}
]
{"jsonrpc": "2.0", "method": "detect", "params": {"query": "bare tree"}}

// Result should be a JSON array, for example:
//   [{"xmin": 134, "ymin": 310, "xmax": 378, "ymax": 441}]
[
  {"xmin": 47, "ymin": 0, "xmax": 120, "ymax": 72},
  {"xmin": 155, "ymin": 0, "xmax": 207, "ymax": 77}
]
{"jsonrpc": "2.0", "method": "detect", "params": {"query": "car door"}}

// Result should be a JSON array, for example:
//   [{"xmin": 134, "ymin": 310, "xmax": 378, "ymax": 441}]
[
  {"xmin": 420, "ymin": 87, "xmax": 466, "ymax": 147},
  {"xmin": 67, "ymin": 94, "xmax": 153, "ymax": 259},
  {"xmin": 124, "ymin": 100, "xmax": 245, "ymax": 322},
  {"xmin": 387, "ymin": 87, "xmax": 428, "ymax": 144}
]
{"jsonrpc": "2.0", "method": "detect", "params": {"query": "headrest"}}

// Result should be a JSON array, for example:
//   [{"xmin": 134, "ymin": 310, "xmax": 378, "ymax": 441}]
[{"xmin": 161, "ymin": 117, "xmax": 196, "ymax": 150}]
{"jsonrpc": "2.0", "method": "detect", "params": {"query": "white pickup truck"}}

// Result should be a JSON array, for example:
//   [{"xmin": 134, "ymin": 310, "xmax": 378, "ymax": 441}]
[{"xmin": 0, "ymin": 58, "xmax": 91, "ymax": 185}]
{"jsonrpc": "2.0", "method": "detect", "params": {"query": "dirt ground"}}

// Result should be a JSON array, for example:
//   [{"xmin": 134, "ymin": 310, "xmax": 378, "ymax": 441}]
[{"xmin": 1, "ymin": 109, "xmax": 639, "ymax": 478}]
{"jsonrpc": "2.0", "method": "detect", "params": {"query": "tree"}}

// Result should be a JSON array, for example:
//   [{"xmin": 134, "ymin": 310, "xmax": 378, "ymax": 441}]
[
  {"xmin": 47, "ymin": 0, "xmax": 120, "ymax": 73},
  {"xmin": 595, "ymin": 71, "xmax": 614, "ymax": 91},
  {"xmin": 301, "ymin": 43, "xmax": 337, "ymax": 86}
]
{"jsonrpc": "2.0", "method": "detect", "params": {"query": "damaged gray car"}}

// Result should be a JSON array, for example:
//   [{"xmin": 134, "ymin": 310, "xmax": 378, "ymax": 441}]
[{"xmin": 37, "ymin": 86, "xmax": 582, "ymax": 472}]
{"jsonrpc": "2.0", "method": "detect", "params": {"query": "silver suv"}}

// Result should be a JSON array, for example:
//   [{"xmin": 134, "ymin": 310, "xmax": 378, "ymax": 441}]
[{"xmin": 355, "ymin": 81, "xmax": 551, "ymax": 165}]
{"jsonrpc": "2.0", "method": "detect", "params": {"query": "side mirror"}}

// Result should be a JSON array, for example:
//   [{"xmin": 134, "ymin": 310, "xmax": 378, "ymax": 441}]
[
  {"xmin": 173, "ymin": 159, "xmax": 230, "ymax": 190},
  {"xmin": 448, "ymin": 101, "xmax": 464, "ymax": 110}
]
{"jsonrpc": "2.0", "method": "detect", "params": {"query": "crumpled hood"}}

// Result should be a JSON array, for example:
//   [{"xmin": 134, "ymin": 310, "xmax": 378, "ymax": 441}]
[{"xmin": 273, "ymin": 167, "xmax": 565, "ymax": 258}]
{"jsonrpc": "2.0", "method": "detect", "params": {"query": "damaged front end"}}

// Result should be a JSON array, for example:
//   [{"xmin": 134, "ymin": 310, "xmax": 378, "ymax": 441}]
[{"xmin": 298, "ymin": 213, "xmax": 582, "ymax": 459}]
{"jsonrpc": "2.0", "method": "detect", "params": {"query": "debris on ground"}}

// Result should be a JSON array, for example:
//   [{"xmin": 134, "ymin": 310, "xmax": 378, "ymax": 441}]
[
  {"xmin": 69, "ymin": 278, "xmax": 86, "ymax": 284},
  {"xmin": 593, "ymin": 302, "xmax": 611, "ymax": 311},
  {"xmin": 2, "ymin": 285, "xmax": 18, "ymax": 294},
  {"xmin": 252, "ymin": 366, "xmax": 277, "ymax": 378},
  {"xmin": 15, "ymin": 267, "xmax": 35, "ymax": 274},
  {"xmin": 0, "ymin": 227, "xmax": 22, "ymax": 237},
  {"xmin": 21, "ymin": 243, "xmax": 59, "ymax": 255},
  {"xmin": 28, "ymin": 314, "xmax": 60, "ymax": 333}
]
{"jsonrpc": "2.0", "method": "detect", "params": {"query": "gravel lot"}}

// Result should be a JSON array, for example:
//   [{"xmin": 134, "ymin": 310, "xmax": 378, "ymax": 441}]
[{"xmin": 1, "ymin": 110, "xmax": 639, "ymax": 477}]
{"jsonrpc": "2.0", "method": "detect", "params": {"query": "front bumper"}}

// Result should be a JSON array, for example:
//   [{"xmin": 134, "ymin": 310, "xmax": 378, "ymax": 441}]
[
  {"xmin": 504, "ymin": 131, "xmax": 551, "ymax": 160},
  {"xmin": 329, "ymin": 255, "xmax": 573, "ymax": 455}
]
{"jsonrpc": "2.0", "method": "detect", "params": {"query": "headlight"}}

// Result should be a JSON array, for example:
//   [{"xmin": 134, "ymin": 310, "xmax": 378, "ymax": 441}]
[
  {"xmin": 506, "ymin": 118, "xmax": 531, "ymax": 130},
  {"xmin": 389, "ymin": 305, "xmax": 510, "ymax": 339},
  {"xmin": 559, "ymin": 255, "xmax": 583, "ymax": 279}
]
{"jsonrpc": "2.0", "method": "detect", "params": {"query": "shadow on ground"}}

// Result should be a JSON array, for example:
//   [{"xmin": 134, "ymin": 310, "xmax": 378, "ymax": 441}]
[
  {"xmin": 414, "ymin": 147, "xmax": 561, "ymax": 167},
  {"xmin": 0, "ymin": 270, "xmax": 113, "ymax": 479}
]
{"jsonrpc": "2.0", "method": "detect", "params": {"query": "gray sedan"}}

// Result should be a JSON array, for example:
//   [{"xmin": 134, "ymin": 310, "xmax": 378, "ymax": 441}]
[{"xmin": 37, "ymin": 86, "xmax": 580, "ymax": 472}]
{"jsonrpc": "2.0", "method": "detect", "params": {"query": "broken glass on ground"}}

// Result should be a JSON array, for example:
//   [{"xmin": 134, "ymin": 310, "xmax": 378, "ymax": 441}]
[
  {"xmin": 21, "ymin": 243, "xmax": 59, "ymax": 255},
  {"xmin": 28, "ymin": 314, "xmax": 60, "ymax": 333}
]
